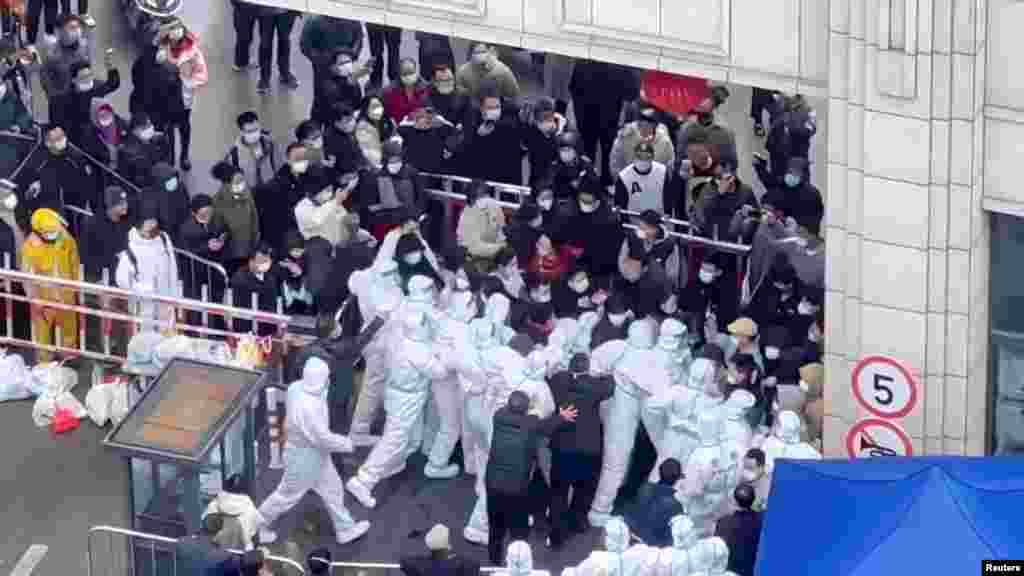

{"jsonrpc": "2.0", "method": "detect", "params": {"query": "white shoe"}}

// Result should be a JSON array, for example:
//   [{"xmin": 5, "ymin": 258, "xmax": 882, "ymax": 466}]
[
  {"xmin": 258, "ymin": 527, "xmax": 278, "ymax": 544},
  {"xmin": 345, "ymin": 477, "xmax": 377, "ymax": 509},
  {"xmin": 423, "ymin": 463, "xmax": 460, "ymax": 479},
  {"xmin": 336, "ymin": 520, "xmax": 371, "ymax": 545},
  {"xmin": 588, "ymin": 510, "xmax": 611, "ymax": 528},
  {"xmin": 463, "ymin": 525, "xmax": 488, "ymax": 546}
]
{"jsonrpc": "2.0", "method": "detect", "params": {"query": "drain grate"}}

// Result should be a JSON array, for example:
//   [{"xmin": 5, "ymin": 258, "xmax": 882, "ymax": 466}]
[{"xmin": 9, "ymin": 545, "xmax": 47, "ymax": 576}]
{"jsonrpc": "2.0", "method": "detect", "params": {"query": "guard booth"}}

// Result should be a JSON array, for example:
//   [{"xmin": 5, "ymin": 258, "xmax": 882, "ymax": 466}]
[{"xmin": 104, "ymin": 358, "xmax": 266, "ymax": 575}]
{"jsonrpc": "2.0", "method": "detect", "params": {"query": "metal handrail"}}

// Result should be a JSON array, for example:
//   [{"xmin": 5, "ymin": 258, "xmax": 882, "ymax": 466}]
[
  {"xmin": 87, "ymin": 525, "xmax": 307, "ymax": 576},
  {"xmin": 423, "ymin": 187, "xmax": 749, "ymax": 255},
  {"xmin": 63, "ymin": 204, "xmax": 231, "ymax": 283},
  {"xmin": 66, "ymin": 138, "xmax": 147, "ymax": 196},
  {"xmin": 421, "ymin": 170, "xmax": 698, "ymax": 232},
  {"xmin": 325, "ymin": 561, "xmax": 539, "ymax": 573}
]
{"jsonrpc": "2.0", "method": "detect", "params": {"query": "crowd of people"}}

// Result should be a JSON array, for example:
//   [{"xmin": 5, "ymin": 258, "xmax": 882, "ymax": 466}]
[{"xmin": 0, "ymin": 5, "xmax": 827, "ymax": 576}]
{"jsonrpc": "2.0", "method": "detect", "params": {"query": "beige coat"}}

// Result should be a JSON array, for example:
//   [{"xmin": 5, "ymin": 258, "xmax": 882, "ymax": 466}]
[{"xmin": 457, "ymin": 200, "xmax": 507, "ymax": 259}]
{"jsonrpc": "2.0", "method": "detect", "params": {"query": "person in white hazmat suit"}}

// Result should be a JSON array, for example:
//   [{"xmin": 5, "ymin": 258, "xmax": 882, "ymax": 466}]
[
  {"xmin": 561, "ymin": 517, "xmax": 658, "ymax": 576},
  {"xmin": 256, "ymin": 357, "xmax": 370, "ymax": 545},
  {"xmin": 395, "ymin": 274, "xmax": 445, "ymax": 459},
  {"xmin": 588, "ymin": 319, "xmax": 672, "ymax": 528},
  {"xmin": 690, "ymin": 537, "xmax": 737, "ymax": 576},
  {"xmin": 498, "ymin": 541, "xmax": 541, "ymax": 576},
  {"xmin": 652, "ymin": 515, "xmax": 699, "ymax": 576},
  {"xmin": 348, "ymin": 259, "xmax": 404, "ymax": 447},
  {"xmin": 424, "ymin": 274, "xmax": 479, "ymax": 479},
  {"xmin": 759, "ymin": 409, "xmax": 821, "ymax": 476},
  {"xmin": 719, "ymin": 390, "xmax": 757, "ymax": 501},
  {"xmin": 644, "ymin": 318, "xmax": 691, "ymax": 483},
  {"xmin": 486, "ymin": 292, "xmax": 517, "ymax": 345},
  {"xmin": 346, "ymin": 310, "xmax": 451, "ymax": 509},
  {"xmin": 682, "ymin": 411, "xmax": 732, "ymax": 537},
  {"xmin": 462, "ymin": 318, "xmax": 528, "ymax": 545}
]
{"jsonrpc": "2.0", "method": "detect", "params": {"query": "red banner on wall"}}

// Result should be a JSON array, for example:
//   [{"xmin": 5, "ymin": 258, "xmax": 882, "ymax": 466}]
[{"xmin": 640, "ymin": 70, "xmax": 709, "ymax": 118}]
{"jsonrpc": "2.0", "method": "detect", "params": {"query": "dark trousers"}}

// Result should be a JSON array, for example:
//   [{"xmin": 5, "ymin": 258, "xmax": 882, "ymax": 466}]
[
  {"xmin": 365, "ymin": 23, "xmax": 401, "ymax": 88},
  {"xmin": 578, "ymin": 118, "xmax": 619, "ymax": 186},
  {"xmin": 233, "ymin": 3, "xmax": 259, "ymax": 68},
  {"xmin": 750, "ymin": 87, "xmax": 775, "ymax": 125},
  {"xmin": 58, "ymin": 0, "xmax": 86, "ymax": 14},
  {"xmin": 486, "ymin": 490, "xmax": 530, "ymax": 565},
  {"xmin": 258, "ymin": 12, "xmax": 298, "ymax": 81},
  {"xmin": 26, "ymin": 0, "xmax": 58, "ymax": 43},
  {"xmin": 548, "ymin": 452, "xmax": 601, "ymax": 547},
  {"xmin": 162, "ymin": 111, "xmax": 193, "ymax": 162}
]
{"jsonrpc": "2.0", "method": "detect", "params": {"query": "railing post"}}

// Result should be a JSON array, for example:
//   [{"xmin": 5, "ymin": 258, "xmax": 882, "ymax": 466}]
[
  {"xmin": 51, "ymin": 263, "xmax": 61, "ymax": 350},
  {"xmin": 101, "ymin": 267, "xmax": 111, "ymax": 356},
  {"xmin": 3, "ymin": 252, "xmax": 11, "ymax": 340},
  {"xmin": 78, "ymin": 263, "xmax": 86, "ymax": 353},
  {"xmin": 201, "ymin": 284, "xmax": 209, "ymax": 330}
]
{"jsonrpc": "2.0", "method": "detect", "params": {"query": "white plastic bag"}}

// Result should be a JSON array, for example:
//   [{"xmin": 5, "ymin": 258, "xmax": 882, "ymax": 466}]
[
  {"xmin": 85, "ymin": 376, "xmax": 129, "ymax": 427},
  {"xmin": 0, "ymin": 352, "xmax": 34, "ymax": 402},
  {"xmin": 31, "ymin": 363, "xmax": 85, "ymax": 427},
  {"xmin": 154, "ymin": 335, "xmax": 196, "ymax": 369}
]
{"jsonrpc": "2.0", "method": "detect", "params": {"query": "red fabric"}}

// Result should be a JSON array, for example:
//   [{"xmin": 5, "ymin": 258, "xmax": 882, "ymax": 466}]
[
  {"xmin": 641, "ymin": 71, "xmax": 709, "ymax": 118},
  {"xmin": 168, "ymin": 34, "xmax": 197, "ymax": 60},
  {"xmin": 383, "ymin": 85, "xmax": 431, "ymax": 124},
  {"xmin": 51, "ymin": 408, "xmax": 80, "ymax": 435},
  {"xmin": 528, "ymin": 251, "xmax": 568, "ymax": 284},
  {"xmin": 372, "ymin": 223, "xmax": 399, "ymax": 242}
]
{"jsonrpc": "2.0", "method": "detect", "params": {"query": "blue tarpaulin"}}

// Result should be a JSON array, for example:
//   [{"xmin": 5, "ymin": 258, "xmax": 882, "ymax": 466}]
[{"xmin": 754, "ymin": 457, "xmax": 1024, "ymax": 576}]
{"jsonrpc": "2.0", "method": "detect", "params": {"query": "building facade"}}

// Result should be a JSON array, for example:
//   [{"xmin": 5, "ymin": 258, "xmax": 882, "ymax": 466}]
[{"xmin": 258, "ymin": 0, "xmax": 1023, "ymax": 457}]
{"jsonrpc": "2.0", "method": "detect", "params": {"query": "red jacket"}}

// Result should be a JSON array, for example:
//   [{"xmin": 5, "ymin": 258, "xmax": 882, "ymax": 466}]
[
  {"xmin": 528, "ymin": 249, "xmax": 569, "ymax": 284},
  {"xmin": 383, "ymin": 84, "xmax": 431, "ymax": 124}
]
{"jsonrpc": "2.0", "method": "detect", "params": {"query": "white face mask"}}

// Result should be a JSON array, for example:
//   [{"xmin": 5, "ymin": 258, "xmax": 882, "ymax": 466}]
[
  {"xmin": 256, "ymin": 261, "xmax": 271, "ymax": 274},
  {"xmin": 741, "ymin": 468, "xmax": 761, "ymax": 483},
  {"xmin": 764, "ymin": 346, "xmax": 780, "ymax": 360},
  {"xmin": 368, "ymin": 106, "xmax": 384, "ymax": 121},
  {"xmin": 170, "ymin": 28, "xmax": 185, "ymax": 41},
  {"xmin": 335, "ymin": 62, "xmax": 354, "ymax": 76},
  {"xmin": 291, "ymin": 160, "xmax": 309, "ymax": 174},
  {"xmin": 53, "ymin": 138, "xmax": 68, "ymax": 152},
  {"xmin": 531, "ymin": 286, "xmax": 552, "ymax": 302},
  {"xmin": 435, "ymin": 80, "xmax": 455, "ymax": 94},
  {"xmin": 698, "ymin": 269, "xmax": 715, "ymax": 284},
  {"xmin": 139, "ymin": 127, "xmax": 155, "ymax": 141},
  {"xmin": 242, "ymin": 130, "xmax": 261, "ymax": 144},
  {"xmin": 798, "ymin": 301, "xmax": 815, "ymax": 316},
  {"xmin": 559, "ymin": 149, "xmax": 576, "ymax": 163},
  {"xmin": 386, "ymin": 161, "xmax": 403, "ymax": 174},
  {"xmin": 232, "ymin": 182, "xmax": 246, "ymax": 195},
  {"xmin": 455, "ymin": 275, "xmax": 471, "ymax": 290},
  {"xmin": 608, "ymin": 312, "xmax": 627, "ymax": 327},
  {"xmin": 164, "ymin": 178, "xmax": 178, "ymax": 192},
  {"xmin": 77, "ymin": 80, "xmax": 94, "ymax": 91},
  {"xmin": 98, "ymin": 115, "xmax": 114, "ymax": 128},
  {"xmin": 579, "ymin": 201, "xmax": 597, "ymax": 214},
  {"xmin": 2, "ymin": 194, "xmax": 17, "ymax": 211},
  {"xmin": 401, "ymin": 73, "xmax": 418, "ymax": 86},
  {"xmin": 635, "ymin": 160, "xmax": 652, "ymax": 172},
  {"xmin": 799, "ymin": 379, "xmax": 810, "ymax": 393},
  {"xmin": 808, "ymin": 327, "xmax": 821, "ymax": 343},
  {"xmin": 155, "ymin": 48, "xmax": 169, "ymax": 64},
  {"xmin": 483, "ymin": 108, "xmax": 501, "ymax": 122},
  {"xmin": 306, "ymin": 137, "xmax": 323, "ymax": 150},
  {"xmin": 571, "ymin": 277, "xmax": 590, "ymax": 294},
  {"xmin": 42, "ymin": 231, "xmax": 60, "ymax": 241},
  {"xmin": 538, "ymin": 197, "xmax": 553, "ymax": 211},
  {"xmin": 404, "ymin": 251, "xmax": 423, "ymax": 265},
  {"xmin": 290, "ymin": 249, "xmax": 304, "ymax": 260}
]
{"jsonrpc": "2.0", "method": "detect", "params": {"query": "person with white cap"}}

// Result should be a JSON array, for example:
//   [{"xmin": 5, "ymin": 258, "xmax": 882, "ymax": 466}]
[
  {"xmin": 424, "ymin": 277, "xmax": 480, "ymax": 479},
  {"xmin": 347, "ymin": 310, "xmax": 450, "ymax": 508},
  {"xmin": 396, "ymin": 273, "xmax": 443, "ymax": 458},
  {"xmin": 652, "ymin": 515, "xmax": 699, "ymax": 576},
  {"xmin": 643, "ymin": 318, "xmax": 691, "ymax": 482},
  {"xmin": 561, "ymin": 516, "xmax": 658, "ymax": 576},
  {"xmin": 256, "ymin": 357, "xmax": 370, "ymax": 545},
  {"xmin": 719, "ymin": 389, "xmax": 757, "ymax": 493},
  {"xmin": 758, "ymin": 410, "xmax": 821, "ymax": 478},
  {"xmin": 648, "ymin": 355, "xmax": 721, "ymax": 479},
  {"xmin": 682, "ymin": 410, "xmax": 731, "ymax": 537},
  {"xmin": 462, "ymin": 318, "xmax": 527, "ymax": 546},
  {"xmin": 347, "ymin": 258, "xmax": 404, "ymax": 446},
  {"xmin": 588, "ymin": 319, "xmax": 672, "ymax": 528},
  {"xmin": 400, "ymin": 524, "xmax": 481, "ymax": 576},
  {"xmin": 499, "ymin": 540, "xmax": 544, "ymax": 576}
]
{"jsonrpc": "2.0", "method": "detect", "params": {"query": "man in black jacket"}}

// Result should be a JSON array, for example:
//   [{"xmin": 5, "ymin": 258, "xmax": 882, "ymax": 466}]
[
  {"xmin": 255, "ymin": 142, "xmax": 307, "ymax": 254},
  {"xmin": 400, "ymin": 523, "xmax": 480, "ymax": 576},
  {"xmin": 715, "ymin": 483, "xmax": 763, "ymax": 576},
  {"xmin": 547, "ymin": 353, "xmax": 614, "ymax": 549},
  {"xmin": 15, "ymin": 126, "xmax": 92, "ymax": 232},
  {"xmin": 79, "ymin": 186, "xmax": 132, "ymax": 282},
  {"xmin": 486, "ymin": 390, "xmax": 577, "ymax": 565},
  {"xmin": 230, "ymin": 243, "xmax": 281, "ymax": 336},
  {"xmin": 622, "ymin": 458, "xmax": 684, "ymax": 547},
  {"xmin": 118, "ymin": 113, "xmax": 170, "ymax": 193}
]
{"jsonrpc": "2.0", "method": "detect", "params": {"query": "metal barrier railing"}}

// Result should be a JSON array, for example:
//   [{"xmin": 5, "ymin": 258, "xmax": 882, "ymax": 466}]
[
  {"xmin": 62, "ymin": 204, "xmax": 230, "ymax": 299},
  {"xmin": 87, "ymin": 525, "xmax": 306, "ymax": 576},
  {"xmin": 326, "ymin": 561, "xmax": 546, "ymax": 576}
]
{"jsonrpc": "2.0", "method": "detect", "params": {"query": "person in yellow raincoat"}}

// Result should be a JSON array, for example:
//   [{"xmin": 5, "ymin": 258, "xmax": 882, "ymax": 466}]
[{"xmin": 21, "ymin": 207, "xmax": 79, "ymax": 360}]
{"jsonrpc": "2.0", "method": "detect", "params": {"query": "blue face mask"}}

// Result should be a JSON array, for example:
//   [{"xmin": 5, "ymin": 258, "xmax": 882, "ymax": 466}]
[
  {"xmin": 784, "ymin": 173, "xmax": 801, "ymax": 188},
  {"xmin": 165, "ymin": 178, "xmax": 179, "ymax": 192}
]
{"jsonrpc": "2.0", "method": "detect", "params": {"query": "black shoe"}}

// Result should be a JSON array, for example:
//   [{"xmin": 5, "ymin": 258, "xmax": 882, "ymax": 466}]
[{"xmin": 180, "ymin": 157, "xmax": 192, "ymax": 171}]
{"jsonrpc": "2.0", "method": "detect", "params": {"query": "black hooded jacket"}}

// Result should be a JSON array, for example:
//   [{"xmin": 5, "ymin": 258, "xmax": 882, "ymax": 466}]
[
  {"xmin": 548, "ymin": 370, "xmax": 614, "ymax": 456},
  {"xmin": 142, "ymin": 163, "xmax": 190, "ymax": 244}
]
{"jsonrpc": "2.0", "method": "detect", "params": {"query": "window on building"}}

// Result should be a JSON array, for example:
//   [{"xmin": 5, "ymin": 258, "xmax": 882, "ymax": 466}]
[{"xmin": 989, "ymin": 212, "xmax": 1024, "ymax": 455}]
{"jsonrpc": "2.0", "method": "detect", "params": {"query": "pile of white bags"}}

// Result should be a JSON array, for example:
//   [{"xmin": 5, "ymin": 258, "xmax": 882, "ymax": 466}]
[
  {"xmin": 31, "ymin": 362, "xmax": 86, "ymax": 427},
  {"xmin": 0, "ymin": 352, "xmax": 41, "ymax": 402},
  {"xmin": 84, "ymin": 366, "xmax": 130, "ymax": 427}
]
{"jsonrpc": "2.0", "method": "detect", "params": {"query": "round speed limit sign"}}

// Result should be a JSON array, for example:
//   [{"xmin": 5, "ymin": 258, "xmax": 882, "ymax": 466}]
[{"xmin": 851, "ymin": 356, "xmax": 918, "ymax": 419}]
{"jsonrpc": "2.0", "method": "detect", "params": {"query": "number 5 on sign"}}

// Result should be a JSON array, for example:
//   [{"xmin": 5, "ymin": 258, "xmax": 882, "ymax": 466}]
[{"xmin": 851, "ymin": 356, "xmax": 918, "ymax": 419}]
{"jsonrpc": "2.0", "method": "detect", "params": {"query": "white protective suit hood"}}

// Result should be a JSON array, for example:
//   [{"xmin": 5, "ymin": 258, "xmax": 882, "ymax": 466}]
[
  {"xmin": 301, "ymin": 357, "xmax": 331, "ymax": 396},
  {"xmin": 626, "ymin": 319, "xmax": 657, "ymax": 350},
  {"xmin": 670, "ymin": 515, "xmax": 697, "ymax": 549},
  {"xmin": 688, "ymin": 539, "xmax": 719, "ymax": 575},
  {"xmin": 404, "ymin": 310, "xmax": 433, "ymax": 343},
  {"xmin": 688, "ymin": 359, "xmax": 714, "ymax": 393},
  {"xmin": 698, "ymin": 409, "xmax": 723, "ymax": 448},
  {"xmin": 658, "ymin": 318, "xmax": 686, "ymax": 352},
  {"xmin": 471, "ymin": 318, "xmax": 497, "ymax": 350},
  {"xmin": 376, "ymin": 260, "xmax": 401, "ymax": 290},
  {"xmin": 525, "ymin": 350, "xmax": 547, "ymax": 381},
  {"xmin": 777, "ymin": 410, "xmax": 802, "ymax": 444},
  {"xmin": 723, "ymin": 390, "xmax": 756, "ymax": 423},
  {"xmin": 487, "ymin": 293, "xmax": 512, "ymax": 327},
  {"xmin": 707, "ymin": 537, "xmax": 730, "ymax": 574},
  {"xmin": 506, "ymin": 541, "xmax": 533, "ymax": 576}
]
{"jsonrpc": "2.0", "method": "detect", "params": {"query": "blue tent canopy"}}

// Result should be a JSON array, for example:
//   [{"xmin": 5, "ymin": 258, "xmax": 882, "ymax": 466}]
[{"xmin": 754, "ymin": 457, "xmax": 1024, "ymax": 576}]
